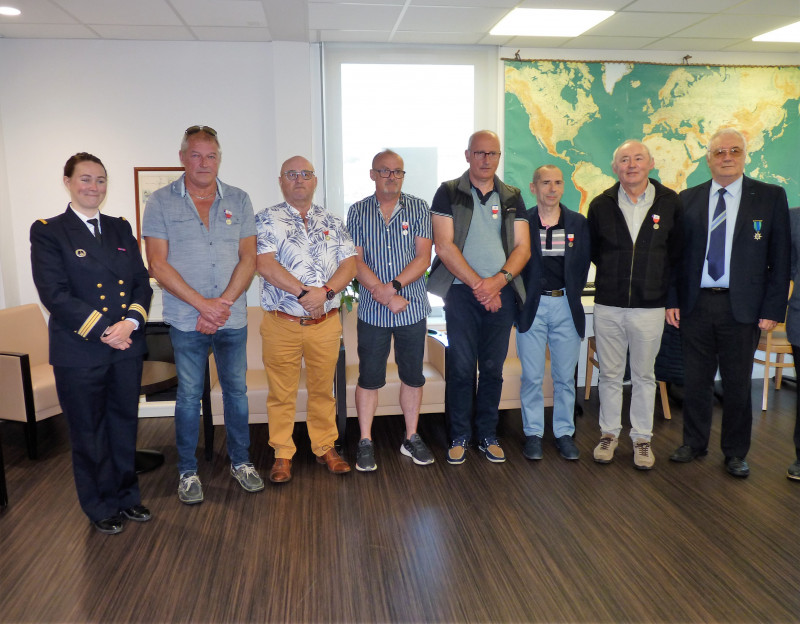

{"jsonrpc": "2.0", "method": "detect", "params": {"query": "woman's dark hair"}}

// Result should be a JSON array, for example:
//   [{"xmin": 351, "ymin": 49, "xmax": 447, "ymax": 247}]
[{"xmin": 64, "ymin": 152, "xmax": 107, "ymax": 178}]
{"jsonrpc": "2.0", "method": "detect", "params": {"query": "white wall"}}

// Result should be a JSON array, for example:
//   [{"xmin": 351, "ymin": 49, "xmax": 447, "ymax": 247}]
[
  {"xmin": 0, "ymin": 38, "xmax": 322, "ymax": 308},
  {"xmin": 0, "ymin": 39, "xmax": 796, "ymax": 310}
]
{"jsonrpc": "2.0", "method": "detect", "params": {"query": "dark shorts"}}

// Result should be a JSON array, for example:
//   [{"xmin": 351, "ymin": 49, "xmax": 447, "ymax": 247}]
[{"xmin": 356, "ymin": 318, "xmax": 427, "ymax": 389}]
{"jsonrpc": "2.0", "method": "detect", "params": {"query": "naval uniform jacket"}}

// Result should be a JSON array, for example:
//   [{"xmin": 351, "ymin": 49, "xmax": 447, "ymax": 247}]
[{"xmin": 30, "ymin": 206, "xmax": 152, "ymax": 367}]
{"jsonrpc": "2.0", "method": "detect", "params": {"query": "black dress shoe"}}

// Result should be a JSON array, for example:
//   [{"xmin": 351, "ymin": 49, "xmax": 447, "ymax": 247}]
[
  {"xmin": 669, "ymin": 445, "xmax": 708, "ymax": 463},
  {"xmin": 121, "ymin": 504, "xmax": 152, "ymax": 522},
  {"xmin": 93, "ymin": 515, "xmax": 124, "ymax": 535},
  {"xmin": 725, "ymin": 457, "xmax": 750, "ymax": 478}
]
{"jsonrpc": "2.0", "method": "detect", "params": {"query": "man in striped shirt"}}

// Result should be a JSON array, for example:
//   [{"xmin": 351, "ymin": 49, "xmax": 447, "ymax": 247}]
[{"xmin": 346, "ymin": 150, "xmax": 435, "ymax": 472}]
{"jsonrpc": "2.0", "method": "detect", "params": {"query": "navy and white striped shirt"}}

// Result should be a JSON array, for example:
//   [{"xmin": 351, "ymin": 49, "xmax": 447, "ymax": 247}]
[{"xmin": 347, "ymin": 193, "xmax": 432, "ymax": 327}]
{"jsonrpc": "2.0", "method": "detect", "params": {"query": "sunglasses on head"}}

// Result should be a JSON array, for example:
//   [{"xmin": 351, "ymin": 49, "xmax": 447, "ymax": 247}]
[{"xmin": 184, "ymin": 125, "xmax": 218, "ymax": 137}]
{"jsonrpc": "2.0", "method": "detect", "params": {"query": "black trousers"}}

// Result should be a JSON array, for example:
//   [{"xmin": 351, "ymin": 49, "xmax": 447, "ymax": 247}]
[
  {"xmin": 790, "ymin": 345, "xmax": 800, "ymax": 461},
  {"xmin": 53, "ymin": 356, "xmax": 143, "ymax": 522},
  {"xmin": 681, "ymin": 290, "xmax": 760, "ymax": 458}
]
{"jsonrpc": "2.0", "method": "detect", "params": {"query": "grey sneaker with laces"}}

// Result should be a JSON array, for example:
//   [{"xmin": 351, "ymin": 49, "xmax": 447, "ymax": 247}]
[
  {"xmin": 231, "ymin": 463, "xmax": 265, "ymax": 492},
  {"xmin": 401, "ymin": 433, "xmax": 434, "ymax": 465},
  {"xmin": 178, "ymin": 471, "xmax": 204, "ymax": 505},
  {"xmin": 356, "ymin": 438, "xmax": 377, "ymax": 472}
]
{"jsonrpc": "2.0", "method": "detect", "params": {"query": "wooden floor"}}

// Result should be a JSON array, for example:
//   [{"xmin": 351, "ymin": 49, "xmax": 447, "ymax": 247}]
[{"xmin": 2, "ymin": 383, "xmax": 800, "ymax": 624}]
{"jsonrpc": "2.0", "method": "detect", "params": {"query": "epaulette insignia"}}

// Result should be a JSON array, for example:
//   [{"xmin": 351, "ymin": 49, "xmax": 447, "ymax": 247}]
[
  {"xmin": 120, "ymin": 216, "xmax": 127, "ymax": 221},
  {"xmin": 38, "ymin": 219, "xmax": 48, "ymax": 224}
]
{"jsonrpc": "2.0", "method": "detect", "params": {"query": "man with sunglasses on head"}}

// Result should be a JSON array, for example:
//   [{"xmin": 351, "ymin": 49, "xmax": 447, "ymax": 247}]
[
  {"xmin": 143, "ymin": 125, "xmax": 264, "ymax": 504},
  {"xmin": 428, "ymin": 130, "xmax": 531, "ymax": 465},
  {"xmin": 255, "ymin": 156, "xmax": 357, "ymax": 484},
  {"xmin": 346, "ymin": 149, "xmax": 434, "ymax": 472},
  {"xmin": 667, "ymin": 127, "xmax": 790, "ymax": 478}
]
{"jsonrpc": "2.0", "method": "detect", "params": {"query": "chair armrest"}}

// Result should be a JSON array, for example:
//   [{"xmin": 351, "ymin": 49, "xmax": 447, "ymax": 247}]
[
  {"xmin": 0, "ymin": 352, "xmax": 36, "ymax": 426},
  {"xmin": 426, "ymin": 334, "xmax": 447, "ymax": 377},
  {"xmin": 207, "ymin": 353, "xmax": 219, "ymax": 388}
]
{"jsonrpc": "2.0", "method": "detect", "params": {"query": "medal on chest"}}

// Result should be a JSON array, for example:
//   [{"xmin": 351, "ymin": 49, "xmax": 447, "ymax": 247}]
[
  {"xmin": 402, "ymin": 221, "xmax": 409, "ymax": 236},
  {"xmin": 323, "ymin": 229, "xmax": 331, "ymax": 241},
  {"xmin": 652, "ymin": 214, "xmax": 660, "ymax": 230},
  {"xmin": 224, "ymin": 209, "xmax": 233, "ymax": 225},
  {"xmin": 753, "ymin": 220, "xmax": 762, "ymax": 240},
  {"xmin": 492, "ymin": 205, "xmax": 499, "ymax": 220},
  {"xmin": 567, "ymin": 233, "xmax": 574, "ymax": 248}
]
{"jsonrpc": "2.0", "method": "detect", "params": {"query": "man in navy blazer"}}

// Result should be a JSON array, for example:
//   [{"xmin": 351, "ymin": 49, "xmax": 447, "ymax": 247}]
[
  {"xmin": 667, "ymin": 127, "xmax": 790, "ymax": 478},
  {"xmin": 517, "ymin": 165, "xmax": 591, "ymax": 461}
]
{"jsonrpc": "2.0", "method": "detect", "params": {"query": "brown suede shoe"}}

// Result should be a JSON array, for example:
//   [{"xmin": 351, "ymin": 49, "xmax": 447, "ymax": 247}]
[
  {"xmin": 316, "ymin": 448, "xmax": 351, "ymax": 474},
  {"xmin": 269, "ymin": 458, "xmax": 292, "ymax": 483}
]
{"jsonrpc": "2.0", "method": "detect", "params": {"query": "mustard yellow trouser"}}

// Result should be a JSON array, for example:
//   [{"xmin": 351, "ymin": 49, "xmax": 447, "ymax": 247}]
[{"xmin": 260, "ymin": 310, "xmax": 341, "ymax": 459}]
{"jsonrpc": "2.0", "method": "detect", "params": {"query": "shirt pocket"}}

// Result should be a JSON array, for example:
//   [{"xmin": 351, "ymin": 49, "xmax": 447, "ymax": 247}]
[{"xmin": 168, "ymin": 211, "xmax": 202, "ymax": 242}]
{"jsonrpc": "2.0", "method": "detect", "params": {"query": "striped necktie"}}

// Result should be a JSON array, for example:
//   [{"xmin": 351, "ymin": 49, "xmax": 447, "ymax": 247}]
[{"xmin": 707, "ymin": 188, "xmax": 726, "ymax": 280}]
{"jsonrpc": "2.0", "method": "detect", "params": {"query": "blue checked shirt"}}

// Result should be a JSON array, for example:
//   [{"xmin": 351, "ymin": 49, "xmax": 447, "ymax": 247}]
[
  {"xmin": 255, "ymin": 201, "xmax": 357, "ymax": 315},
  {"xmin": 347, "ymin": 192, "xmax": 432, "ymax": 327}
]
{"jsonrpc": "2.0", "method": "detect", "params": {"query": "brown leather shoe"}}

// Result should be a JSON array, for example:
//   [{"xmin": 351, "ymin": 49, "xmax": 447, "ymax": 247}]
[
  {"xmin": 316, "ymin": 448, "xmax": 351, "ymax": 474},
  {"xmin": 269, "ymin": 458, "xmax": 292, "ymax": 483}
]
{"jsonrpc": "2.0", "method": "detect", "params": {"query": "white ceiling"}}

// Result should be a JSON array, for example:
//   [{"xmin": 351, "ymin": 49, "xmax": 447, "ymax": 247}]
[{"xmin": 0, "ymin": 0, "xmax": 798, "ymax": 52}]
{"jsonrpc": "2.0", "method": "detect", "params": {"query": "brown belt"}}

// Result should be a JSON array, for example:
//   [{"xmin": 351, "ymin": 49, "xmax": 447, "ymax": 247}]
[{"xmin": 270, "ymin": 310, "xmax": 336, "ymax": 326}]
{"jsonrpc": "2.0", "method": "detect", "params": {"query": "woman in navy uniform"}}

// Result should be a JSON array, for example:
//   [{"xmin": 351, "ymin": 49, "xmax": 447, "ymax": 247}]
[{"xmin": 30, "ymin": 153, "xmax": 153, "ymax": 534}]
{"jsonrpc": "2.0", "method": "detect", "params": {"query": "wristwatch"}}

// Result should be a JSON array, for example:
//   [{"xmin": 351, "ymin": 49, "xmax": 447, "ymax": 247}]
[
  {"xmin": 499, "ymin": 269, "xmax": 513, "ymax": 283},
  {"xmin": 391, "ymin": 279, "xmax": 402, "ymax": 293},
  {"xmin": 297, "ymin": 288, "xmax": 309, "ymax": 299},
  {"xmin": 323, "ymin": 285, "xmax": 336, "ymax": 301}
]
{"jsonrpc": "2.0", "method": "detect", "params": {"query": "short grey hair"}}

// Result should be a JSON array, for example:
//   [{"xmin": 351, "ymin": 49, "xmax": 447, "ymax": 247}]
[
  {"xmin": 532, "ymin": 164, "xmax": 562, "ymax": 184},
  {"xmin": 611, "ymin": 139, "xmax": 651, "ymax": 165},
  {"xmin": 706, "ymin": 127, "xmax": 747, "ymax": 156},
  {"xmin": 180, "ymin": 129, "xmax": 221, "ymax": 153}
]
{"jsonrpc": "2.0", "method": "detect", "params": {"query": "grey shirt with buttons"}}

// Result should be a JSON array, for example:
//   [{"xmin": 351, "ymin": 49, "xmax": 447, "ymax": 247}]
[{"xmin": 142, "ymin": 174, "xmax": 256, "ymax": 332}]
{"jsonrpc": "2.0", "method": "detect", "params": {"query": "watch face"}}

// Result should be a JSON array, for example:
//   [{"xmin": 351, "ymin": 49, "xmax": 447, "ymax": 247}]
[{"xmin": 326, "ymin": 289, "xmax": 335, "ymax": 300}]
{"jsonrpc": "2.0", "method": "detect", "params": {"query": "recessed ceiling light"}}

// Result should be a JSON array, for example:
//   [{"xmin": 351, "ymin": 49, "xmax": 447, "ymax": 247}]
[
  {"xmin": 490, "ymin": 8, "xmax": 614, "ymax": 38},
  {"xmin": 0, "ymin": 6, "xmax": 21, "ymax": 16},
  {"xmin": 753, "ymin": 20, "xmax": 800, "ymax": 43}
]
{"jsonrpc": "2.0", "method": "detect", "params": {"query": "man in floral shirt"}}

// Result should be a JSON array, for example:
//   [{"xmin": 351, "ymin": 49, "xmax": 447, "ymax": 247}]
[{"xmin": 255, "ymin": 155, "xmax": 357, "ymax": 484}]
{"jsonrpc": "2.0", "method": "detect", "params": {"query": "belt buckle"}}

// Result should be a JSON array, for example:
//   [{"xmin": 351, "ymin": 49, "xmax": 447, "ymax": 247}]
[
  {"xmin": 553, "ymin": 289, "xmax": 564, "ymax": 297},
  {"xmin": 299, "ymin": 316, "xmax": 313, "ymax": 326}
]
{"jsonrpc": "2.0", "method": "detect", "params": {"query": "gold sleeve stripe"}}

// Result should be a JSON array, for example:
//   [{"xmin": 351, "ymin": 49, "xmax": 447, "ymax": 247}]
[
  {"xmin": 128, "ymin": 303, "xmax": 148, "ymax": 322},
  {"xmin": 38, "ymin": 219, "xmax": 48, "ymax": 224},
  {"xmin": 77, "ymin": 310, "xmax": 102, "ymax": 338}
]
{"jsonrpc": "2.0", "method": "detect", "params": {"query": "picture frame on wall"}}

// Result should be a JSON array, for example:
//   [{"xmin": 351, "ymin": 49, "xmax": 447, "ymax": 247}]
[{"xmin": 133, "ymin": 166, "xmax": 184, "ymax": 260}]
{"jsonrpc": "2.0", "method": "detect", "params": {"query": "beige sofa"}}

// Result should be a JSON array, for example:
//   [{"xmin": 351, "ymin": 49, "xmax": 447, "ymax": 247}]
[{"xmin": 0, "ymin": 304, "xmax": 62, "ymax": 458}]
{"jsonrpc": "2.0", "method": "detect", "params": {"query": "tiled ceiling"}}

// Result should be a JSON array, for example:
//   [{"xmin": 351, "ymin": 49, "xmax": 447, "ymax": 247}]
[{"xmin": 0, "ymin": 0, "xmax": 798, "ymax": 52}]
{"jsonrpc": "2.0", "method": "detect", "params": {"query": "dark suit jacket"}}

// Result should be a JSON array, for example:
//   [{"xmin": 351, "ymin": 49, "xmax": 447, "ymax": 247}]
[
  {"xmin": 30, "ymin": 206, "xmax": 152, "ymax": 367},
  {"xmin": 518, "ymin": 205, "xmax": 591, "ymax": 337},
  {"xmin": 676, "ymin": 176, "xmax": 790, "ymax": 324}
]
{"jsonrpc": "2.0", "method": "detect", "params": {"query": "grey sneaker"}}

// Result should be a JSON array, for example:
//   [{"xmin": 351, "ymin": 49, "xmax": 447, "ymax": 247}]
[
  {"xmin": 401, "ymin": 433, "xmax": 434, "ymax": 466},
  {"xmin": 231, "ymin": 463, "xmax": 265, "ymax": 492},
  {"xmin": 178, "ymin": 472, "xmax": 204, "ymax": 505},
  {"xmin": 356, "ymin": 438, "xmax": 377, "ymax": 472}
]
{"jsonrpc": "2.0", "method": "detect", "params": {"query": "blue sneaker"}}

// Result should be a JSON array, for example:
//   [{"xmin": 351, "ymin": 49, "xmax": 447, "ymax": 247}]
[
  {"xmin": 447, "ymin": 437, "xmax": 469, "ymax": 465},
  {"xmin": 555, "ymin": 435, "xmax": 580, "ymax": 460},
  {"xmin": 478, "ymin": 438, "xmax": 506, "ymax": 463},
  {"xmin": 523, "ymin": 435, "xmax": 543, "ymax": 460}
]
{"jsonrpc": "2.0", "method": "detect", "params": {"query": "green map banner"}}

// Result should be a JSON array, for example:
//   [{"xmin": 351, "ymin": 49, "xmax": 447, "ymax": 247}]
[{"xmin": 504, "ymin": 60, "xmax": 800, "ymax": 214}]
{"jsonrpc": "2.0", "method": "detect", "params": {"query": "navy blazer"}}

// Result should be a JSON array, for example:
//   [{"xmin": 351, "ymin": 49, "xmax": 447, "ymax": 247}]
[
  {"xmin": 677, "ymin": 176, "xmax": 790, "ymax": 324},
  {"xmin": 518, "ymin": 204, "xmax": 591, "ymax": 337},
  {"xmin": 30, "ymin": 206, "xmax": 152, "ymax": 367}
]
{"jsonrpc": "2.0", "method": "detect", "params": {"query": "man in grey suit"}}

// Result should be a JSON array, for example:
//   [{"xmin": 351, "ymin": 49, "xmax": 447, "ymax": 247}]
[{"xmin": 667, "ymin": 127, "xmax": 790, "ymax": 478}]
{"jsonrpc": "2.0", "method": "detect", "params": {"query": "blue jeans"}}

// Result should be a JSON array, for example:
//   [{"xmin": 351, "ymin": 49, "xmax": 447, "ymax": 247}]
[
  {"xmin": 444, "ymin": 283, "xmax": 516, "ymax": 441},
  {"xmin": 517, "ymin": 295, "xmax": 581, "ymax": 438},
  {"xmin": 170, "ymin": 326, "xmax": 250, "ymax": 474}
]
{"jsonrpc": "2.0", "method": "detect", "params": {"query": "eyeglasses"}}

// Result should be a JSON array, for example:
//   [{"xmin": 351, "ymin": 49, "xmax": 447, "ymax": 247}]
[
  {"xmin": 184, "ymin": 125, "xmax": 218, "ymax": 137},
  {"xmin": 471, "ymin": 151, "xmax": 501, "ymax": 160},
  {"xmin": 710, "ymin": 147, "xmax": 744, "ymax": 158},
  {"xmin": 282, "ymin": 170, "xmax": 315, "ymax": 181},
  {"xmin": 373, "ymin": 168, "xmax": 406, "ymax": 179}
]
